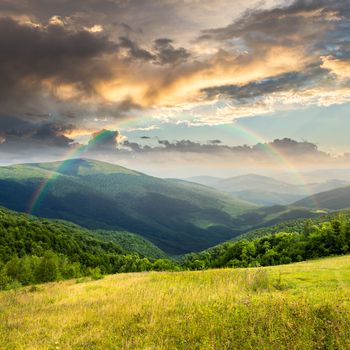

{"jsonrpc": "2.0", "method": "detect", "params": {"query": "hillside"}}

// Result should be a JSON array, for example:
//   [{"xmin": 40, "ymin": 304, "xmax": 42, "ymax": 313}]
[
  {"xmin": 92, "ymin": 230, "xmax": 166, "ymax": 259},
  {"xmin": 1, "ymin": 255, "xmax": 350, "ymax": 349},
  {"xmin": 0, "ymin": 206, "xmax": 179, "ymax": 288},
  {"xmin": 0, "ymin": 207, "xmax": 166, "ymax": 260},
  {"xmin": 184, "ymin": 212, "xmax": 350, "ymax": 269},
  {"xmin": 0, "ymin": 159, "xmax": 254, "ymax": 254},
  {"xmin": 294, "ymin": 186, "xmax": 350, "ymax": 210}
]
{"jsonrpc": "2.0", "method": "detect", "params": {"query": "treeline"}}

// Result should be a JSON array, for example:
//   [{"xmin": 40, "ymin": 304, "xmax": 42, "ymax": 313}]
[
  {"xmin": 0, "ymin": 252, "xmax": 177, "ymax": 290},
  {"xmin": 233, "ymin": 212, "xmax": 342, "ymax": 242},
  {"xmin": 2, "ymin": 206, "xmax": 350, "ymax": 290},
  {"xmin": 0, "ymin": 208, "xmax": 177, "ymax": 290},
  {"xmin": 183, "ymin": 215, "xmax": 350, "ymax": 269}
]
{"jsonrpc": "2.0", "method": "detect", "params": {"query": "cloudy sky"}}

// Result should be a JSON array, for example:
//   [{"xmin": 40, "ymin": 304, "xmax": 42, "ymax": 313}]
[{"xmin": 0, "ymin": 0, "xmax": 350, "ymax": 176}]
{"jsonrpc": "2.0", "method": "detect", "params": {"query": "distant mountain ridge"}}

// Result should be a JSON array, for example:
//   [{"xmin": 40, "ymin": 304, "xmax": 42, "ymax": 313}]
[
  {"xmin": 187, "ymin": 174, "xmax": 349, "ymax": 206},
  {"xmin": 294, "ymin": 186, "xmax": 350, "ymax": 210}
]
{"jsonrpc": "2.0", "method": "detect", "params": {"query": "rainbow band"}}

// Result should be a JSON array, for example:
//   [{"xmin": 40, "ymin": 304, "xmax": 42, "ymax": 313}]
[
  {"xmin": 28, "ymin": 124, "xmax": 318, "ymax": 214},
  {"xmin": 27, "ymin": 130, "xmax": 114, "ymax": 214},
  {"xmin": 218, "ymin": 123, "xmax": 318, "ymax": 206}
]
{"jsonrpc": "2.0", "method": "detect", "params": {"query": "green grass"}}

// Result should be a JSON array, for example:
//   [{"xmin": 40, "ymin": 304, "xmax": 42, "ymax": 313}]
[{"xmin": 1, "ymin": 255, "xmax": 350, "ymax": 349}]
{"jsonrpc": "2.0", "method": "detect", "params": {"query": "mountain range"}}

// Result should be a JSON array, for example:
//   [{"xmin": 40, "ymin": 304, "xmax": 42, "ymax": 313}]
[
  {"xmin": 0, "ymin": 159, "xmax": 254, "ymax": 254},
  {"xmin": 0, "ymin": 159, "xmax": 348, "ymax": 255},
  {"xmin": 187, "ymin": 174, "xmax": 349, "ymax": 206}
]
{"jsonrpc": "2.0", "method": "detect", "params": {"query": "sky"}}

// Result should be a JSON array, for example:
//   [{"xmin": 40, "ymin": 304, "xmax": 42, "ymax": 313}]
[{"xmin": 0, "ymin": 0, "xmax": 350, "ymax": 177}]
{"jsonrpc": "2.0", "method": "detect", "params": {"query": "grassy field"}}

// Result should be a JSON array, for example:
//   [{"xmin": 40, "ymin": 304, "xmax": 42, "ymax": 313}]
[{"xmin": 1, "ymin": 256, "xmax": 350, "ymax": 349}]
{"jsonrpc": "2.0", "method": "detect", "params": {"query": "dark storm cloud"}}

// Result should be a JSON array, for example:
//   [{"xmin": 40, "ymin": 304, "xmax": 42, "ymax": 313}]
[
  {"xmin": 202, "ymin": 66, "xmax": 328, "ymax": 102},
  {"xmin": 119, "ymin": 36, "xmax": 156, "ymax": 61},
  {"xmin": 208, "ymin": 139, "xmax": 222, "ymax": 144},
  {"xmin": 156, "ymin": 139, "xmax": 226, "ymax": 153},
  {"xmin": 153, "ymin": 38, "xmax": 190, "ymax": 65},
  {"xmin": 118, "ymin": 36, "xmax": 191, "ymax": 65},
  {"xmin": 87, "ymin": 130, "xmax": 119, "ymax": 151},
  {"xmin": 200, "ymin": 0, "xmax": 349, "ymax": 48},
  {"xmin": 0, "ymin": 17, "xmax": 116, "ymax": 113},
  {"xmin": 0, "ymin": 0, "xmax": 121, "ymax": 23},
  {"xmin": 0, "ymin": 16, "xmax": 192, "ymax": 118},
  {"xmin": 0, "ymin": 116, "xmax": 74, "ymax": 149},
  {"xmin": 118, "ymin": 136, "xmax": 330, "ymax": 162},
  {"xmin": 31, "ymin": 123, "xmax": 74, "ymax": 147},
  {"xmin": 122, "ymin": 140, "xmax": 143, "ymax": 152}
]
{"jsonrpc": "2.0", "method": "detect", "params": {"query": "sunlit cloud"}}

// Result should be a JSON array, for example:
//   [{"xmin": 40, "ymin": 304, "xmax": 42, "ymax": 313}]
[
  {"xmin": 0, "ymin": 0, "xmax": 350, "ymax": 165},
  {"xmin": 321, "ymin": 56, "xmax": 350, "ymax": 80}
]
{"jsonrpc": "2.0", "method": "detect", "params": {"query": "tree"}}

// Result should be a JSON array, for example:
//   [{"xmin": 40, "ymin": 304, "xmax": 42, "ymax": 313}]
[{"xmin": 35, "ymin": 251, "xmax": 59, "ymax": 283}]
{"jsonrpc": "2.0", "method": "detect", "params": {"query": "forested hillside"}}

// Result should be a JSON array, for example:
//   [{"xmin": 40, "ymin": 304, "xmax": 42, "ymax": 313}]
[
  {"xmin": 0, "ymin": 159, "xmax": 254, "ymax": 254},
  {"xmin": 0, "ymin": 207, "xmax": 175, "ymax": 290},
  {"xmin": 183, "ymin": 213, "xmax": 350, "ymax": 270},
  {"xmin": 2, "ymin": 206, "xmax": 350, "ymax": 292}
]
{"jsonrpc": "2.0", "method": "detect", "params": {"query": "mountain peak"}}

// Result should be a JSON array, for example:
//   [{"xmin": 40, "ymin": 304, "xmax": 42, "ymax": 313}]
[{"xmin": 31, "ymin": 158, "xmax": 141, "ymax": 177}]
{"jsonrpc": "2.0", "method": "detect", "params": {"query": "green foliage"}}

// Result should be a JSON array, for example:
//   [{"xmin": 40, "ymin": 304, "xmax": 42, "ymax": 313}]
[
  {"xmin": 183, "ymin": 214, "xmax": 350, "ymax": 270},
  {"xmin": 2, "ymin": 205, "xmax": 350, "ymax": 291},
  {"xmin": 87, "ymin": 267, "xmax": 103, "ymax": 280},
  {"xmin": 92, "ymin": 230, "xmax": 167, "ymax": 259},
  {"xmin": 0, "ymin": 207, "xmax": 177, "ymax": 289}
]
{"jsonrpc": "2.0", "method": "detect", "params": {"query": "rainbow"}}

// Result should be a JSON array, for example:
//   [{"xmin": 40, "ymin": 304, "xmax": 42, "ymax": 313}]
[
  {"xmin": 28, "ymin": 122, "xmax": 318, "ymax": 214},
  {"xmin": 217, "ymin": 122, "xmax": 318, "ymax": 204},
  {"xmin": 27, "ymin": 129, "xmax": 115, "ymax": 214}
]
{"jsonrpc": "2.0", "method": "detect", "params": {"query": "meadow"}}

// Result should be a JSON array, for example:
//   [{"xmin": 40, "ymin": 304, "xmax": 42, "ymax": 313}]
[{"xmin": 1, "ymin": 255, "xmax": 350, "ymax": 349}]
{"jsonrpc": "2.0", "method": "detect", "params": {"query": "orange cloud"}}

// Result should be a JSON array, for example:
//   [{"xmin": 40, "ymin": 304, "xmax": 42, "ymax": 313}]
[
  {"xmin": 95, "ymin": 45, "xmax": 309, "ymax": 110},
  {"xmin": 321, "ymin": 56, "xmax": 350, "ymax": 80}
]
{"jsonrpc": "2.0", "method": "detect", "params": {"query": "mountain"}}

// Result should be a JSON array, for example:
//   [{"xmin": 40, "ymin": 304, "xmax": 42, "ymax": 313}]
[
  {"xmin": 306, "ymin": 179, "xmax": 350, "ymax": 194},
  {"xmin": 212, "ymin": 174, "xmax": 298, "ymax": 193},
  {"xmin": 187, "ymin": 174, "xmax": 350, "ymax": 206},
  {"xmin": 294, "ymin": 186, "xmax": 350, "ymax": 210},
  {"xmin": 186, "ymin": 176, "xmax": 223, "ymax": 186},
  {"xmin": 0, "ymin": 159, "xmax": 254, "ymax": 254},
  {"xmin": 300, "ymin": 169, "xmax": 350, "ymax": 182},
  {"xmin": 187, "ymin": 174, "xmax": 304, "ymax": 205}
]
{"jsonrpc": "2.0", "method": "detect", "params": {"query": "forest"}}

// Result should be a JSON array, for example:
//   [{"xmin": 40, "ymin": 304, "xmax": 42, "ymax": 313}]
[
  {"xmin": 0, "ymin": 208, "xmax": 177, "ymax": 289},
  {"xmin": 1, "ymin": 206, "xmax": 350, "ymax": 290},
  {"xmin": 183, "ymin": 214, "xmax": 350, "ymax": 269}
]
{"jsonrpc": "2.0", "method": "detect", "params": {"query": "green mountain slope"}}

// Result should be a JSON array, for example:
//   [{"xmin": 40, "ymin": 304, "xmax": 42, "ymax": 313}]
[
  {"xmin": 184, "ymin": 212, "xmax": 350, "ymax": 270},
  {"xmin": 294, "ymin": 186, "xmax": 350, "ymax": 210},
  {"xmin": 0, "ymin": 159, "xmax": 254, "ymax": 254},
  {"xmin": 0, "ymin": 206, "xmax": 166, "ymax": 260},
  {"xmin": 232, "ymin": 211, "xmax": 349, "ymax": 241},
  {"xmin": 92, "ymin": 230, "xmax": 166, "ymax": 259}
]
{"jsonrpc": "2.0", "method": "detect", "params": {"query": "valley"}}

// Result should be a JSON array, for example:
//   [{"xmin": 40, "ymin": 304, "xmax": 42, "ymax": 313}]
[{"xmin": 0, "ymin": 159, "xmax": 338, "ymax": 255}]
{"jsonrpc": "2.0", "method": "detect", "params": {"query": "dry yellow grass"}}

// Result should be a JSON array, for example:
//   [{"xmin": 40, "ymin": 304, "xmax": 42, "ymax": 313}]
[{"xmin": 1, "ymin": 255, "xmax": 350, "ymax": 349}]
